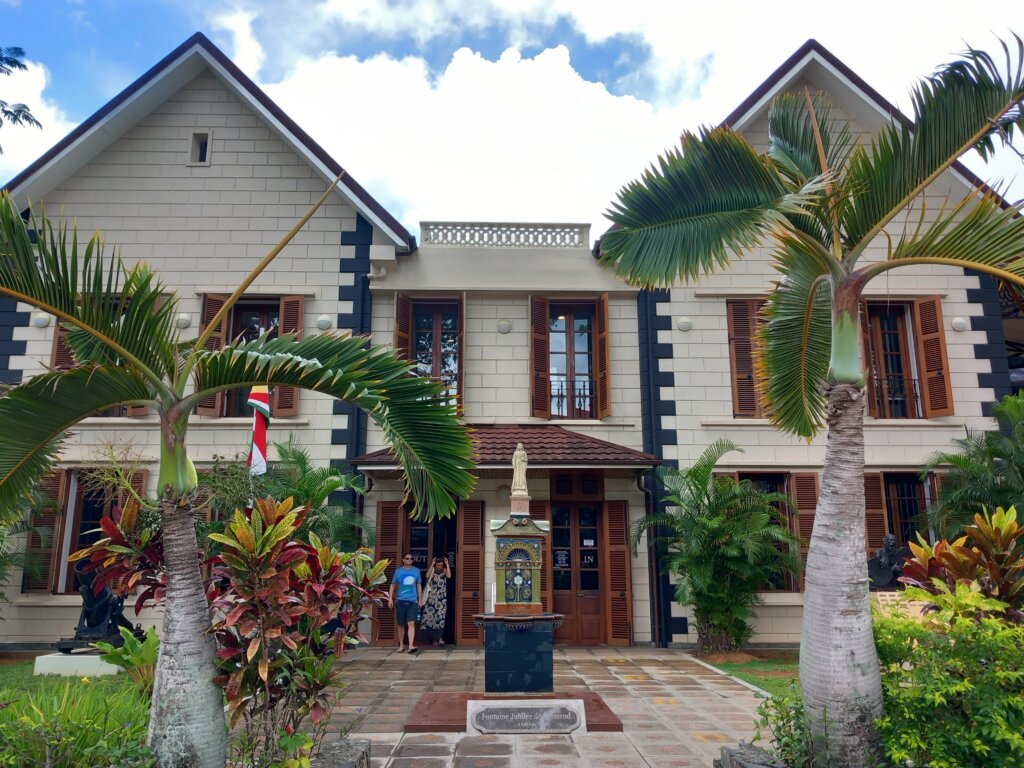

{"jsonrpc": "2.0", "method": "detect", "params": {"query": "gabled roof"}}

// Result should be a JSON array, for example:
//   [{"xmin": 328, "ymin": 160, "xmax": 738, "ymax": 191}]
[
  {"xmin": 353, "ymin": 423, "xmax": 659, "ymax": 469},
  {"xmin": 3, "ymin": 33, "xmax": 415, "ymax": 250},
  {"xmin": 722, "ymin": 38, "xmax": 1000, "ymax": 201}
]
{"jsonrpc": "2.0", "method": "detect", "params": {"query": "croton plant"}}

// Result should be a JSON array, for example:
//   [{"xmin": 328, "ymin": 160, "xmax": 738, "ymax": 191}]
[{"xmin": 69, "ymin": 496, "xmax": 391, "ymax": 750}]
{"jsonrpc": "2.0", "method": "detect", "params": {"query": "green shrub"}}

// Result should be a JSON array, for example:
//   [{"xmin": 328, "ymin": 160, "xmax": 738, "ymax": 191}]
[
  {"xmin": 0, "ymin": 675, "xmax": 153, "ymax": 767},
  {"xmin": 755, "ymin": 696, "xmax": 814, "ymax": 767},
  {"xmin": 93, "ymin": 625, "xmax": 159, "ymax": 696},
  {"xmin": 874, "ymin": 604, "xmax": 1024, "ymax": 767}
]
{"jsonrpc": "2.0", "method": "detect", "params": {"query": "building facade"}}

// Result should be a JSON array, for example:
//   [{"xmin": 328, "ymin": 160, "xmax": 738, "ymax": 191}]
[{"xmin": 0, "ymin": 36, "xmax": 1009, "ymax": 649}]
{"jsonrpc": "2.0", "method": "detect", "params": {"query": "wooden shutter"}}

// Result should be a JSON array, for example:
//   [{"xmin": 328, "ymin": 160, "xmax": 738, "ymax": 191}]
[
  {"xmin": 456, "ymin": 292, "xmax": 466, "ymax": 414},
  {"xmin": 530, "ymin": 296, "xmax": 550, "ymax": 419},
  {"xmin": 23, "ymin": 470, "xmax": 66, "ymax": 593},
  {"xmin": 912, "ymin": 296, "xmax": 953, "ymax": 417},
  {"xmin": 595, "ymin": 293, "xmax": 611, "ymax": 419},
  {"xmin": 602, "ymin": 500, "xmax": 633, "ymax": 646},
  {"xmin": 196, "ymin": 294, "xmax": 229, "ymax": 416},
  {"xmin": 273, "ymin": 295, "xmax": 304, "ymax": 417},
  {"xmin": 864, "ymin": 473, "xmax": 889, "ymax": 555},
  {"xmin": 374, "ymin": 500, "xmax": 403, "ymax": 644},
  {"xmin": 860, "ymin": 302, "xmax": 878, "ymax": 418},
  {"xmin": 727, "ymin": 300, "xmax": 761, "ymax": 418},
  {"xmin": 51, "ymin": 323, "xmax": 75, "ymax": 370},
  {"xmin": 790, "ymin": 472, "xmax": 819, "ymax": 559},
  {"xmin": 394, "ymin": 293, "xmax": 412, "ymax": 361},
  {"xmin": 455, "ymin": 500, "xmax": 484, "ymax": 646},
  {"xmin": 529, "ymin": 499, "xmax": 552, "ymax": 612}
]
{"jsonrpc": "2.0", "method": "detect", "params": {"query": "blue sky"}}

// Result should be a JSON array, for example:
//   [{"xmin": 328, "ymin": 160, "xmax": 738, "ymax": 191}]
[{"xmin": 2, "ymin": 1, "xmax": 1023, "ymax": 234}]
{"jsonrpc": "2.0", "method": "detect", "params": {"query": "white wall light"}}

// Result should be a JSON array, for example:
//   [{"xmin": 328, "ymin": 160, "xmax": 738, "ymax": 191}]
[
  {"xmin": 950, "ymin": 316, "xmax": 969, "ymax": 332},
  {"xmin": 316, "ymin": 315, "xmax": 333, "ymax": 331},
  {"xmin": 676, "ymin": 317, "xmax": 693, "ymax": 332},
  {"xmin": 175, "ymin": 313, "xmax": 192, "ymax": 329},
  {"xmin": 31, "ymin": 313, "xmax": 51, "ymax": 328},
  {"xmin": 496, "ymin": 484, "xmax": 511, "ymax": 502},
  {"xmin": 496, "ymin": 319, "xmax": 513, "ymax": 334}
]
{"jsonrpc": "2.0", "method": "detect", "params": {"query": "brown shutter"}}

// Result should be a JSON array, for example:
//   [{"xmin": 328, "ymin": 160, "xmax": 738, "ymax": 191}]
[
  {"xmin": 455, "ymin": 499, "xmax": 484, "ymax": 646},
  {"xmin": 595, "ymin": 292, "xmax": 611, "ymax": 419},
  {"xmin": 912, "ymin": 296, "xmax": 953, "ymax": 417},
  {"xmin": 394, "ymin": 293, "xmax": 412, "ymax": 361},
  {"xmin": 864, "ymin": 473, "xmax": 889, "ymax": 555},
  {"xmin": 23, "ymin": 470, "xmax": 67, "ymax": 593},
  {"xmin": 790, "ymin": 472, "xmax": 819, "ymax": 560},
  {"xmin": 530, "ymin": 296, "xmax": 550, "ymax": 419},
  {"xmin": 529, "ymin": 499, "xmax": 552, "ymax": 613},
  {"xmin": 860, "ymin": 302, "xmax": 878, "ymax": 418},
  {"xmin": 602, "ymin": 500, "xmax": 633, "ymax": 646},
  {"xmin": 273, "ymin": 295, "xmax": 304, "ymax": 417},
  {"xmin": 456, "ymin": 292, "xmax": 466, "ymax": 415},
  {"xmin": 51, "ymin": 323, "xmax": 75, "ymax": 370},
  {"xmin": 374, "ymin": 500, "xmax": 403, "ymax": 644},
  {"xmin": 196, "ymin": 294, "xmax": 229, "ymax": 416},
  {"xmin": 727, "ymin": 300, "xmax": 761, "ymax": 418}
]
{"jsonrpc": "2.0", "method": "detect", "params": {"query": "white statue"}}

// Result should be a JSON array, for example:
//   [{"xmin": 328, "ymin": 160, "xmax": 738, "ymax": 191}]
[{"xmin": 511, "ymin": 442, "xmax": 529, "ymax": 496}]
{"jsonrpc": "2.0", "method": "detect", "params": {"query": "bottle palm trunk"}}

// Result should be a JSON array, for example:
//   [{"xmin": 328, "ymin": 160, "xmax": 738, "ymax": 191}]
[
  {"xmin": 147, "ymin": 496, "xmax": 226, "ymax": 767},
  {"xmin": 800, "ymin": 382, "xmax": 882, "ymax": 766}
]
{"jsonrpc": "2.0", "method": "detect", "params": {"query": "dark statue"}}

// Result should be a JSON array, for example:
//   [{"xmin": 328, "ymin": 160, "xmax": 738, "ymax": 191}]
[
  {"xmin": 867, "ymin": 534, "xmax": 912, "ymax": 590},
  {"xmin": 55, "ymin": 559, "xmax": 144, "ymax": 653}
]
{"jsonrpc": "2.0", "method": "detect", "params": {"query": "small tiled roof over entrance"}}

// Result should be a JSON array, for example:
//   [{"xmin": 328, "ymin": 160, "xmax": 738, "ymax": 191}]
[{"xmin": 353, "ymin": 423, "xmax": 658, "ymax": 469}]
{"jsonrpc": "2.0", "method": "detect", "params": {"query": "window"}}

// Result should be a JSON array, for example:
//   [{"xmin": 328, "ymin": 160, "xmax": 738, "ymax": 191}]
[
  {"xmin": 189, "ymin": 131, "xmax": 211, "ymax": 165},
  {"xmin": 22, "ymin": 469, "xmax": 147, "ymax": 594},
  {"xmin": 530, "ymin": 295, "xmax": 610, "ymax": 419},
  {"xmin": 865, "ymin": 472, "xmax": 936, "ymax": 551},
  {"xmin": 549, "ymin": 303, "xmax": 595, "ymax": 419},
  {"xmin": 861, "ymin": 297, "xmax": 953, "ymax": 419},
  {"xmin": 394, "ymin": 294, "xmax": 464, "ymax": 407},
  {"xmin": 726, "ymin": 299, "xmax": 766, "ymax": 418},
  {"xmin": 197, "ymin": 294, "xmax": 304, "ymax": 418}
]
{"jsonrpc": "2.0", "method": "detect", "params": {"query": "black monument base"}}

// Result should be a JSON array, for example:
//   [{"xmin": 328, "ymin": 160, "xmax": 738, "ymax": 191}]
[{"xmin": 474, "ymin": 614, "xmax": 563, "ymax": 694}]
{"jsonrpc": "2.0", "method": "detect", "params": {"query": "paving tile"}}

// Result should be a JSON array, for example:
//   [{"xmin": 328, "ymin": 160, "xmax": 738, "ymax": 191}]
[
  {"xmin": 455, "ymin": 736, "xmax": 514, "ymax": 757},
  {"xmin": 388, "ymin": 759, "xmax": 452, "ymax": 768},
  {"xmin": 451, "ymin": 757, "xmax": 513, "ymax": 768}
]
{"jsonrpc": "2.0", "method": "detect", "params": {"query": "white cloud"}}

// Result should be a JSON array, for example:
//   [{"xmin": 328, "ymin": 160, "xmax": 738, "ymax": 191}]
[
  {"xmin": 211, "ymin": 8, "xmax": 265, "ymax": 77},
  {"xmin": 0, "ymin": 61, "xmax": 76, "ymax": 184},
  {"xmin": 263, "ymin": 44, "xmax": 689, "ymax": 237}
]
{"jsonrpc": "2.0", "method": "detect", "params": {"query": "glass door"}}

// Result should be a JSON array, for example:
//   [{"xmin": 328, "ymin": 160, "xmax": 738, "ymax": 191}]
[{"xmin": 551, "ymin": 503, "xmax": 602, "ymax": 645}]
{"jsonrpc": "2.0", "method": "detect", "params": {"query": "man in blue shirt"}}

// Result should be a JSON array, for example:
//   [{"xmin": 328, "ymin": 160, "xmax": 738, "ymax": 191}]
[{"xmin": 389, "ymin": 553, "xmax": 423, "ymax": 653}]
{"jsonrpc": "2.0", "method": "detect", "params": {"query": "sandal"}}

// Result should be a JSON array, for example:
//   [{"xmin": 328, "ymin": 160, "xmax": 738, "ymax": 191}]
[
  {"xmin": 408, "ymin": 647, "xmax": 419, "ymax": 654},
  {"xmin": 396, "ymin": 647, "xmax": 406, "ymax": 653}
]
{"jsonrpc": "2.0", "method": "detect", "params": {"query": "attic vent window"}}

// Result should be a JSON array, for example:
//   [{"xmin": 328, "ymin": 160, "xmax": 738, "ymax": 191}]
[{"xmin": 188, "ymin": 131, "xmax": 211, "ymax": 165}]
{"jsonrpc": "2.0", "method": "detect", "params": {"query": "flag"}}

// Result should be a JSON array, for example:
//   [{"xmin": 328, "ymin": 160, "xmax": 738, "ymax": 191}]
[{"xmin": 247, "ymin": 385, "xmax": 270, "ymax": 476}]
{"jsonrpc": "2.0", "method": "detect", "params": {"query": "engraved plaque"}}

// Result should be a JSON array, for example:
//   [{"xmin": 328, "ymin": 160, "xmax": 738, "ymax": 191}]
[{"xmin": 466, "ymin": 699, "xmax": 586, "ymax": 734}]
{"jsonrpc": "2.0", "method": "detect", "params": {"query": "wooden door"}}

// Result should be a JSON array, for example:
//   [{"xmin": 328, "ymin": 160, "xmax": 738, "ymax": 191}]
[
  {"xmin": 551, "ymin": 502, "xmax": 603, "ymax": 645},
  {"xmin": 455, "ymin": 500, "xmax": 484, "ymax": 646},
  {"xmin": 374, "ymin": 501, "xmax": 405, "ymax": 645},
  {"xmin": 602, "ymin": 500, "xmax": 633, "ymax": 646}
]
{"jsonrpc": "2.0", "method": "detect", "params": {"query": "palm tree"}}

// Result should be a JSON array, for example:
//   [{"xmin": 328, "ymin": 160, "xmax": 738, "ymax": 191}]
[
  {"xmin": 923, "ymin": 392, "xmax": 1024, "ymax": 538},
  {"xmin": 0, "ymin": 46, "xmax": 41, "ymax": 153},
  {"xmin": 267, "ymin": 435, "xmax": 371, "ymax": 549},
  {"xmin": 599, "ymin": 40, "xmax": 1024, "ymax": 765},
  {"xmin": 631, "ymin": 440, "xmax": 800, "ymax": 653},
  {"xmin": 0, "ymin": 183, "xmax": 475, "ymax": 768}
]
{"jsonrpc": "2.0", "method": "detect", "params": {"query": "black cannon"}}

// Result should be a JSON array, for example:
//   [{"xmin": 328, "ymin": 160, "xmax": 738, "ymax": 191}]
[
  {"xmin": 55, "ymin": 559, "xmax": 144, "ymax": 653},
  {"xmin": 867, "ymin": 533, "xmax": 912, "ymax": 590}
]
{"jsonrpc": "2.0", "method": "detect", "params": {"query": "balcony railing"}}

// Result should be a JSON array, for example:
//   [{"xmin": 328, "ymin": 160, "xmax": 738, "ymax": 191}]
[
  {"xmin": 421, "ymin": 222, "xmax": 591, "ymax": 249},
  {"xmin": 869, "ymin": 374, "xmax": 922, "ymax": 419},
  {"xmin": 551, "ymin": 375, "xmax": 595, "ymax": 419}
]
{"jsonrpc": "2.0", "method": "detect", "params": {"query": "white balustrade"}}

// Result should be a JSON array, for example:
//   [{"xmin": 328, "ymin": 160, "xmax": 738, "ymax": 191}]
[{"xmin": 421, "ymin": 222, "xmax": 590, "ymax": 248}]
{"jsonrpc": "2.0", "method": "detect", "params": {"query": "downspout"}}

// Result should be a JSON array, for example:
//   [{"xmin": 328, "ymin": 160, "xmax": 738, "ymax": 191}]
[{"xmin": 637, "ymin": 473, "xmax": 663, "ymax": 648}]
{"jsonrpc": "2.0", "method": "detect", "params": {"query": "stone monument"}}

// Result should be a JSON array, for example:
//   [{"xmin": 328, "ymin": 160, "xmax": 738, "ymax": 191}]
[{"xmin": 474, "ymin": 443, "xmax": 563, "ymax": 693}]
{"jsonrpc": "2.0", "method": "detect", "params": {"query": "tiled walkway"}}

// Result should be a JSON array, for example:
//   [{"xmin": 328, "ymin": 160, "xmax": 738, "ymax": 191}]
[{"xmin": 327, "ymin": 646, "xmax": 765, "ymax": 767}]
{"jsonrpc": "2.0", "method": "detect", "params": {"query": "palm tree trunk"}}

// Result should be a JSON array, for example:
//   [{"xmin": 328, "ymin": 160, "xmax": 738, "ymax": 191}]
[
  {"xmin": 800, "ymin": 382, "xmax": 882, "ymax": 766},
  {"xmin": 148, "ymin": 496, "xmax": 226, "ymax": 768}
]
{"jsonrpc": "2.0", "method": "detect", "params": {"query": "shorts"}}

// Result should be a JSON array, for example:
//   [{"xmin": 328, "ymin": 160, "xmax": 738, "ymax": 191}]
[{"xmin": 396, "ymin": 600, "xmax": 419, "ymax": 625}]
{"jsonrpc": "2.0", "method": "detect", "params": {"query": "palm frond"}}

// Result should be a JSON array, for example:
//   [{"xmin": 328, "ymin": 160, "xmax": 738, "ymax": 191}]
[
  {"xmin": 0, "ymin": 365, "xmax": 153, "ymax": 513},
  {"xmin": 843, "ymin": 37, "xmax": 1024, "ymax": 259},
  {"xmin": 189, "ymin": 334, "xmax": 475, "ymax": 518},
  {"xmin": 888, "ymin": 192, "xmax": 1024, "ymax": 276},
  {"xmin": 758, "ymin": 234, "xmax": 833, "ymax": 437},
  {"xmin": 600, "ymin": 126, "xmax": 817, "ymax": 288},
  {"xmin": 0, "ymin": 195, "xmax": 178, "ymax": 385}
]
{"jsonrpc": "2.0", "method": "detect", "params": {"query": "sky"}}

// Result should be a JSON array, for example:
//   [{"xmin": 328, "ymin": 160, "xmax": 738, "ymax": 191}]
[{"xmin": 2, "ymin": 1, "xmax": 1024, "ymax": 242}]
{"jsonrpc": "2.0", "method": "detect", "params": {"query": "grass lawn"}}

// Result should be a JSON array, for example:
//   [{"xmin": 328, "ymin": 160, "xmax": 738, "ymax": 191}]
[
  {"xmin": 708, "ymin": 651, "xmax": 801, "ymax": 699},
  {"xmin": 0, "ymin": 658, "xmax": 127, "ymax": 697}
]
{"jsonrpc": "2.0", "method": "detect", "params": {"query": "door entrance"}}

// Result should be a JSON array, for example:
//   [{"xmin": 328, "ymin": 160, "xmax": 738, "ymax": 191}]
[
  {"xmin": 551, "ymin": 503, "xmax": 603, "ymax": 645},
  {"xmin": 408, "ymin": 515, "xmax": 457, "ymax": 645}
]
